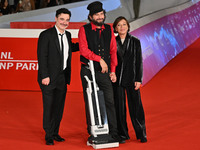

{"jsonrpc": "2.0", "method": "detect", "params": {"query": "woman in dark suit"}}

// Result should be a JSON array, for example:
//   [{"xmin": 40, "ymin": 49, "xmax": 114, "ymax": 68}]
[{"xmin": 112, "ymin": 16, "xmax": 147, "ymax": 143}]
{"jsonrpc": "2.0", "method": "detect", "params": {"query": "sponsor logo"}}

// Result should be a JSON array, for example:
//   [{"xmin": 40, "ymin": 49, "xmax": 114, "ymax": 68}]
[{"xmin": 0, "ymin": 52, "xmax": 38, "ymax": 70}]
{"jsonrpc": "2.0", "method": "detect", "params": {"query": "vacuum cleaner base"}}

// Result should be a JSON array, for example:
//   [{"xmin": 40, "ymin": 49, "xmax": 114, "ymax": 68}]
[
  {"xmin": 87, "ymin": 141, "xmax": 119, "ymax": 149},
  {"xmin": 87, "ymin": 134, "xmax": 119, "ymax": 149}
]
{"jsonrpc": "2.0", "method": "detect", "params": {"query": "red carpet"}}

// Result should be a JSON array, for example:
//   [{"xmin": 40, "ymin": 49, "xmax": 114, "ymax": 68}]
[{"xmin": 0, "ymin": 38, "xmax": 200, "ymax": 150}]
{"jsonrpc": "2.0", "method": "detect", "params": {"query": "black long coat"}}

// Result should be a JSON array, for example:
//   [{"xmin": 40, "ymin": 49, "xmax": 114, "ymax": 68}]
[{"xmin": 115, "ymin": 33, "xmax": 143, "ymax": 87}]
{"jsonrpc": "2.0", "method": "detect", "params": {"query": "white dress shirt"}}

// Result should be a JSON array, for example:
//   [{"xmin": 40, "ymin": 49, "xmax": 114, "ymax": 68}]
[{"xmin": 55, "ymin": 25, "xmax": 69, "ymax": 70}]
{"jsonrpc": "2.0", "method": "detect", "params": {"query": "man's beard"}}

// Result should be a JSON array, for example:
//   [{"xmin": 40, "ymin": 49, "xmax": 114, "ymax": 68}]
[{"xmin": 92, "ymin": 18, "xmax": 105, "ymax": 26}]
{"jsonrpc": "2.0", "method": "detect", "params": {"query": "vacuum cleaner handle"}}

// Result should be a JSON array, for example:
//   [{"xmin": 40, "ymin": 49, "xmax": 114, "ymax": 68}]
[{"xmin": 89, "ymin": 60, "xmax": 102, "ymax": 126}]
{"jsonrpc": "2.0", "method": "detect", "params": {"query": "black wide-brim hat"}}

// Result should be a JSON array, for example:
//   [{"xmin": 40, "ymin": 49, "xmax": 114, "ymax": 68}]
[{"xmin": 87, "ymin": 1, "xmax": 104, "ymax": 15}]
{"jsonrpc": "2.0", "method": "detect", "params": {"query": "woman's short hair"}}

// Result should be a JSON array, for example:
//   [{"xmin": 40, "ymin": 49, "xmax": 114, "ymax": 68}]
[{"xmin": 113, "ymin": 16, "xmax": 130, "ymax": 33}]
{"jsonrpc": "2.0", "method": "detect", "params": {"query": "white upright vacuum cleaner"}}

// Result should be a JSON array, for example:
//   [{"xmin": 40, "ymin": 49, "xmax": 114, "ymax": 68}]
[{"xmin": 84, "ymin": 60, "xmax": 119, "ymax": 149}]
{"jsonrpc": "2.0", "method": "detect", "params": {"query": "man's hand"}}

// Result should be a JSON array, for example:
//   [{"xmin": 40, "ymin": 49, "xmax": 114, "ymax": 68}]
[
  {"xmin": 110, "ymin": 72, "xmax": 117, "ymax": 83},
  {"xmin": 99, "ymin": 58, "xmax": 108, "ymax": 73},
  {"xmin": 42, "ymin": 77, "xmax": 50, "ymax": 85},
  {"xmin": 135, "ymin": 82, "xmax": 141, "ymax": 90}
]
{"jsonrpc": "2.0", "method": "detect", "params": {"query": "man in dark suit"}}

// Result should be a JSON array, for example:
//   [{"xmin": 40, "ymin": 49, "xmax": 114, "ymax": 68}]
[{"xmin": 37, "ymin": 8, "xmax": 79, "ymax": 145}]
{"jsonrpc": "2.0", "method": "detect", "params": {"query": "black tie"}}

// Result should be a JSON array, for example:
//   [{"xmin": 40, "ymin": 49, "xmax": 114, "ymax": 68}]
[{"xmin": 59, "ymin": 34, "xmax": 64, "ymax": 70}]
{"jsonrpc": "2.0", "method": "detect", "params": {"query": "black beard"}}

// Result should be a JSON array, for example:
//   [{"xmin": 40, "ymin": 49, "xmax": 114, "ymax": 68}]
[{"xmin": 92, "ymin": 18, "xmax": 105, "ymax": 26}]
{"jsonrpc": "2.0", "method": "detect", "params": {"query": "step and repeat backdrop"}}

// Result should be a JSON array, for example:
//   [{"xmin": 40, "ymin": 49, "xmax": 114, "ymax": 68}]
[{"xmin": 0, "ymin": 1, "xmax": 200, "ymax": 92}]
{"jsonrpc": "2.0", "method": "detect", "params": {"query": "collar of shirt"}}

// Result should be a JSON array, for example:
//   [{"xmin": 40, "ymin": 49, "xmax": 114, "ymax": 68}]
[
  {"xmin": 91, "ymin": 22, "xmax": 105, "ymax": 31},
  {"xmin": 55, "ymin": 25, "xmax": 65, "ymax": 35}
]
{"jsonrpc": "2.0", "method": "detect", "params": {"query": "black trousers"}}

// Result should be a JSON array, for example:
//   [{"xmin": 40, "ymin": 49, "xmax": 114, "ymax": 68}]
[
  {"xmin": 40, "ymin": 72, "xmax": 67, "ymax": 140},
  {"xmin": 81, "ymin": 66, "xmax": 118, "ymax": 135},
  {"xmin": 113, "ymin": 85, "xmax": 146, "ymax": 140}
]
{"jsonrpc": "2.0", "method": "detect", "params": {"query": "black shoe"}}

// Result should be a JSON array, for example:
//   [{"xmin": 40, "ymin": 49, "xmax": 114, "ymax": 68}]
[
  {"xmin": 46, "ymin": 138, "xmax": 54, "ymax": 145},
  {"xmin": 140, "ymin": 137, "xmax": 147, "ymax": 143},
  {"xmin": 53, "ymin": 135, "xmax": 65, "ymax": 142},
  {"xmin": 111, "ymin": 134, "xmax": 125, "ymax": 144}
]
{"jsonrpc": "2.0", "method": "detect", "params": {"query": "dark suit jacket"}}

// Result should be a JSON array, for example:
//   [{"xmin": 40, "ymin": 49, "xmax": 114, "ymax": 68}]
[
  {"xmin": 37, "ymin": 26, "xmax": 79, "ymax": 85},
  {"xmin": 114, "ymin": 33, "xmax": 143, "ymax": 87}
]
